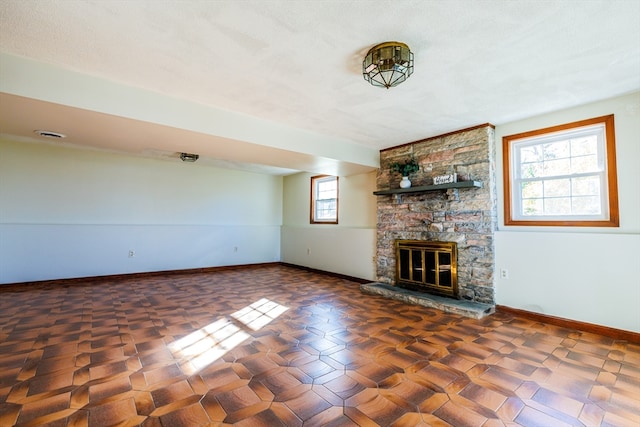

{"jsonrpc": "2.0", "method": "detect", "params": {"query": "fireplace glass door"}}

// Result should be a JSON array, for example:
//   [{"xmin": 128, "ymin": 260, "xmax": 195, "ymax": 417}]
[{"xmin": 396, "ymin": 240, "xmax": 458, "ymax": 298}]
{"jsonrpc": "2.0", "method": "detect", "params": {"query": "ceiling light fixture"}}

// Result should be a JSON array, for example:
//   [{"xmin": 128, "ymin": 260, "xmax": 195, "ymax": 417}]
[
  {"xmin": 362, "ymin": 41, "xmax": 414, "ymax": 89},
  {"xmin": 180, "ymin": 152, "xmax": 199, "ymax": 162},
  {"xmin": 34, "ymin": 130, "xmax": 66, "ymax": 139}
]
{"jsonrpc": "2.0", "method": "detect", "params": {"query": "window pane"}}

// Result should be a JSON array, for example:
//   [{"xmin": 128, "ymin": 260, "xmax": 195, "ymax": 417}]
[
  {"xmin": 522, "ymin": 198, "xmax": 543, "ymax": 216},
  {"xmin": 544, "ymin": 197, "xmax": 571, "ymax": 215},
  {"xmin": 543, "ymin": 158, "xmax": 571, "ymax": 176},
  {"xmin": 572, "ymin": 175, "xmax": 600, "ymax": 197},
  {"xmin": 521, "ymin": 161, "xmax": 543, "ymax": 179},
  {"xmin": 520, "ymin": 146, "xmax": 542, "ymax": 163},
  {"xmin": 570, "ymin": 135, "xmax": 597, "ymax": 156},
  {"xmin": 521, "ymin": 181, "xmax": 543, "ymax": 198},
  {"xmin": 543, "ymin": 140, "xmax": 570, "ymax": 160},
  {"xmin": 315, "ymin": 199, "xmax": 336, "ymax": 219},
  {"xmin": 572, "ymin": 196, "xmax": 601, "ymax": 215},
  {"xmin": 571, "ymin": 154, "xmax": 598, "ymax": 174},
  {"xmin": 543, "ymin": 178, "xmax": 570, "ymax": 198},
  {"xmin": 318, "ymin": 180, "xmax": 336, "ymax": 199},
  {"xmin": 542, "ymin": 140, "xmax": 570, "ymax": 160}
]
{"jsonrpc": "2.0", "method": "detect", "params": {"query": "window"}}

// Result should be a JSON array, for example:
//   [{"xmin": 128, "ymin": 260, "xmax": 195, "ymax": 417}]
[
  {"xmin": 310, "ymin": 175, "xmax": 338, "ymax": 224},
  {"xmin": 503, "ymin": 115, "xmax": 619, "ymax": 227}
]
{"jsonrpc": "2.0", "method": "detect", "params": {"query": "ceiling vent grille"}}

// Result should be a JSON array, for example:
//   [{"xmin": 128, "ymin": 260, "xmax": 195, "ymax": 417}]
[
  {"xmin": 34, "ymin": 130, "xmax": 66, "ymax": 139},
  {"xmin": 180, "ymin": 152, "xmax": 199, "ymax": 162}
]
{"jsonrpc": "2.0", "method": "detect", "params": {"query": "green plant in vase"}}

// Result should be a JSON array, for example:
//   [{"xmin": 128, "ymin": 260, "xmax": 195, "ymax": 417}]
[{"xmin": 390, "ymin": 157, "xmax": 420, "ymax": 188}]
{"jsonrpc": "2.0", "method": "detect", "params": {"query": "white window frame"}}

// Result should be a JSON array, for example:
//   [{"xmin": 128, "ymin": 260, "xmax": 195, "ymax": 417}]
[
  {"xmin": 503, "ymin": 115, "xmax": 619, "ymax": 227},
  {"xmin": 310, "ymin": 175, "xmax": 338, "ymax": 224}
]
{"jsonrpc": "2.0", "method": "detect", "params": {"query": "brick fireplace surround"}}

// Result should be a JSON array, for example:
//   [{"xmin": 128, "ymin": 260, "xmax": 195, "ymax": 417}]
[{"xmin": 369, "ymin": 124, "xmax": 497, "ymax": 315}]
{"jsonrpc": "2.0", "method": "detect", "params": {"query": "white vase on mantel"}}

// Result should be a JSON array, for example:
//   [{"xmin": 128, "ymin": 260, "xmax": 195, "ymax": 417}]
[{"xmin": 400, "ymin": 176, "xmax": 412, "ymax": 188}]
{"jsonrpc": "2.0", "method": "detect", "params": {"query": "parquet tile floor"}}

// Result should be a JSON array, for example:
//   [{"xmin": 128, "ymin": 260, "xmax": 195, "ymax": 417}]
[{"xmin": 0, "ymin": 264, "xmax": 638, "ymax": 426}]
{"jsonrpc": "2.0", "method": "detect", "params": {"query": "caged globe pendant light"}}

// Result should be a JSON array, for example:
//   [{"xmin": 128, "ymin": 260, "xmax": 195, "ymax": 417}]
[{"xmin": 362, "ymin": 41, "xmax": 414, "ymax": 89}]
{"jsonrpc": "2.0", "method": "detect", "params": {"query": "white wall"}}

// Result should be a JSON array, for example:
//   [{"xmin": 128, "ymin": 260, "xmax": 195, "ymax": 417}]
[
  {"xmin": 0, "ymin": 139, "xmax": 282, "ymax": 283},
  {"xmin": 281, "ymin": 171, "xmax": 377, "ymax": 281},
  {"xmin": 494, "ymin": 91, "xmax": 640, "ymax": 332}
]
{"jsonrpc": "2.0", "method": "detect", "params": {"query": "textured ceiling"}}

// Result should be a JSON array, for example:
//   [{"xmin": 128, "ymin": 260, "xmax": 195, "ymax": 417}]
[{"xmin": 1, "ymin": 0, "xmax": 639, "ymax": 175}]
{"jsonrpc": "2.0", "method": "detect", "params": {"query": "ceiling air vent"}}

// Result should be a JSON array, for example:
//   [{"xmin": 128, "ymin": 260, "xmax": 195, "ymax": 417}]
[
  {"xmin": 34, "ymin": 130, "xmax": 66, "ymax": 139},
  {"xmin": 180, "ymin": 152, "xmax": 199, "ymax": 162}
]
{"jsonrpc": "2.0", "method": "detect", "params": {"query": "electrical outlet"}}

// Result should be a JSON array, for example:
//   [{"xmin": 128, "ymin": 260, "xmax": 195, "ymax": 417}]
[
  {"xmin": 128, "ymin": 250, "xmax": 135, "ymax": 258},
  {"xmin": 500, "ymin": 269, "xmax": 509, "ymax": 279},
  {"xmin": 234, "ymin": 246, "xmax": 238, "ymax": 253},
  {"xmin": 307, "ymin": 248, "xmax": 311, "ymax": 255}
]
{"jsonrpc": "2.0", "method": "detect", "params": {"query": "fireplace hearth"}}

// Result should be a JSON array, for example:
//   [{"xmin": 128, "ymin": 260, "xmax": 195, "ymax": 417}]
[{"xmin": 361, "ymin": 282, "xmax": 494, "ymax": 318}]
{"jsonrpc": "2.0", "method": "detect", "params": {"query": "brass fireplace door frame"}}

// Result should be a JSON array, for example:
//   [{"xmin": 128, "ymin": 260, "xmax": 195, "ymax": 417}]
[{"xmin": 395, "ymin": 240, "xmax": 458, "ymax": 298}]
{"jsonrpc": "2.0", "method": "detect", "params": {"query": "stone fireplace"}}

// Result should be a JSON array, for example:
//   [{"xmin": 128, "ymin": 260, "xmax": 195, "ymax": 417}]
[{"xmin": 368, "ymin": 124, "xmax": 497, "ymax": 313}]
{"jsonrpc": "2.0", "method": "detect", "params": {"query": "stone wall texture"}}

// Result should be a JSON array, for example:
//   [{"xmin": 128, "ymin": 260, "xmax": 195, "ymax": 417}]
[{"xmin": 376, "ymin": 125, "xmax": 497, "ymax": 304}]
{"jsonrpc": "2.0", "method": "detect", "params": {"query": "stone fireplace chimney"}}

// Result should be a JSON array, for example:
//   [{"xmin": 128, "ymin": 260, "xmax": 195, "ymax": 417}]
[{"xmin": 374, "ymin": 124, "xmax": 497, "ymax": 305}]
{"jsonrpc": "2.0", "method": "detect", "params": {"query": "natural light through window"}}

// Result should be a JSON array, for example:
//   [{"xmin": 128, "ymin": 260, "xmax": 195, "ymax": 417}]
[
  {"xmin": 168, "ymin": 299, "xmax": 288, "ymax": 374},
  {"xmin": 230, "ymin": 298, "xmax": 289, "ymax": 331},
  {"xmin": 503, "ymin": 115, "xmax": 619, "ymax": 227},
  {"xmin": 311, "ymin": 175, "xmax": 338, "ymax": 224}
]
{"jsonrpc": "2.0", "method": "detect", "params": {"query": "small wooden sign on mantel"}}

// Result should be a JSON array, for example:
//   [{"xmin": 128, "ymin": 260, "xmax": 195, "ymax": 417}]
[{"xmin": 433, "ymin": 173, "xmax": 457, "ymax": 185}]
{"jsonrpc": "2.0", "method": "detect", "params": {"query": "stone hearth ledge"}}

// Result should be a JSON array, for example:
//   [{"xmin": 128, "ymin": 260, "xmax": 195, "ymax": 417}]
[{"xmin": 361, "ymin": 282, "xmax": 495, "ymax": 319}]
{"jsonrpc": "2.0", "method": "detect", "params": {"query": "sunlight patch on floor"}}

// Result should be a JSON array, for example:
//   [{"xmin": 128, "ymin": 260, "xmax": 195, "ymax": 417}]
[
  {"xmin": 231, "ymin": 297, "xmax": 289, "ymax": 331},
  {"xmin": 169, "ymin": 298, "xmax": 288, "ymax": 374}
]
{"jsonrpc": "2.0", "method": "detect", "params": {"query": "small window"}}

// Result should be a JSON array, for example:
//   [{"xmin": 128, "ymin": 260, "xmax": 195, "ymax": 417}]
[
  {"xmin": 311, "ymin": 175, "xmax": 338, "ymax": 224},
  {"xmin": 503, "ymin": 115, "xmax": 619, "ymax": 227}
]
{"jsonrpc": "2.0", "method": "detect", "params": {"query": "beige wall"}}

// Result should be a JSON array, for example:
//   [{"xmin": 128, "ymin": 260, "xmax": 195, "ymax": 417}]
[
  {"xmin": 494, "ymin": 91, "xmax": 640, "ymax": 332},
  {"xmin": 281, "ymin": 171, "xmax": 377, "ymax": 280}
]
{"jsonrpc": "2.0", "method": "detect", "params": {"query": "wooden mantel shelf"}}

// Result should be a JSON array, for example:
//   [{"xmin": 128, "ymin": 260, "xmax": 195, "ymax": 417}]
[{"xmin": 373, "ymin": 180, "xmax": 483, "ymax": 196}]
